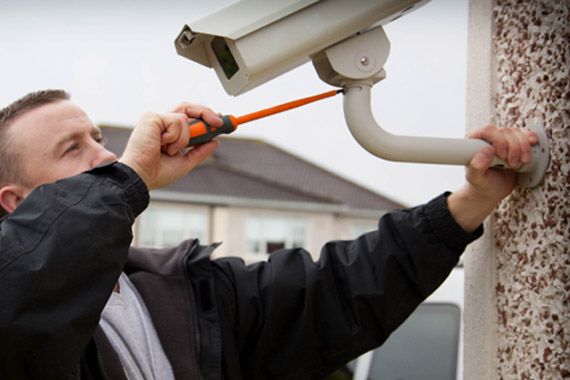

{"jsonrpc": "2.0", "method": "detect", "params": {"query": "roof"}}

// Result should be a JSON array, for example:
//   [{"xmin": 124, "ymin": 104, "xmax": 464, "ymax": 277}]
[{"xmin": 100, "ymin": 125, "xmax": 404, "ymax": 212}]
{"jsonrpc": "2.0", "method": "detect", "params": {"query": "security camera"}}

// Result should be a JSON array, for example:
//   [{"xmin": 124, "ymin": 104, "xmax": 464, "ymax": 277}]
[{"xmin": 175, "ymin": 0, "xmax": 429, "ymax": 96}]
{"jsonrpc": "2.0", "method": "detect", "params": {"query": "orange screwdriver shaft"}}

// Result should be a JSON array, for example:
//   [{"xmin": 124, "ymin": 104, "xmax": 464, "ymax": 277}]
[
  {"xmin": 165, "ymin": 89, "xmax": 343, "ymax": 148},
  {"xmin": 234, "ymin": 89, "xmax": 343, "ymax": 125}
]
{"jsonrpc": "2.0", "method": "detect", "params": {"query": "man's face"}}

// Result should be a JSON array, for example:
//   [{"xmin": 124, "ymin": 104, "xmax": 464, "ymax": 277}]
[{"xmin": 7, "ymin": 100, "xmax": 117, "ymax": 198}]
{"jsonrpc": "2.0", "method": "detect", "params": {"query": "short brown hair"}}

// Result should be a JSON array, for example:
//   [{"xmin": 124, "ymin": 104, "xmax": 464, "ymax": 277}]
[
  {"xmin": 0, "ymin": 90, "xmax": 70, "ymax": 216},
  {"xmin": 0, "ymin": 89, "xmax": 70, "ymax": 183}
]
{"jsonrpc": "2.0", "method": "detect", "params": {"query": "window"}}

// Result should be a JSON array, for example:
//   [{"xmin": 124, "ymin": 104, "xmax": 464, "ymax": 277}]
[
  {"xmin": 137, "ymin": 206, "xmax": 207, "ymax": 248},
  {"xmin": 246, "ymin": 216, "xmax": 306, "ymax": 255}
]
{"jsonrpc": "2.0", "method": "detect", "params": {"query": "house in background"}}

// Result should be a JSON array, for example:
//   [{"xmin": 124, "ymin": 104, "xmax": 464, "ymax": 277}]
[{"xmin": 101, "ymin": 125, "xmax": 404, "ymax": 262}]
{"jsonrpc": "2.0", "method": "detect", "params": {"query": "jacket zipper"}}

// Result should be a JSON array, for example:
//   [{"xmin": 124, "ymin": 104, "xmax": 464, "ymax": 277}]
[
  {"xmin": 183, "ymin": 239, "xmax": 223, "ymax": 380},
  {"xmin": 183, "ymin": 240, "xmax": 205, "ymax": 380}
]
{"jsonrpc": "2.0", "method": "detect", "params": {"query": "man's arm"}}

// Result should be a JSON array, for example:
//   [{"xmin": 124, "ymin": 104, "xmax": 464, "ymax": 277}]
[
  {"xmin": 213, "ymin": 193, "xmax": 476, "ymax": 379},
  {"xmin": 0, "ymin": 163, "xmax": 147, "ymax": 378},
  {"xmin": 212, "ymin": 125, "xmax": 537, "ymax": 378}
]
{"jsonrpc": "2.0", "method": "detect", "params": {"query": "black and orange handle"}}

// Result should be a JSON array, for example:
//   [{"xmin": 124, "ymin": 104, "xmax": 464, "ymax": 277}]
[{"xmin": 186, "ymin": 115, "xmax": 237, "ymax": 147}]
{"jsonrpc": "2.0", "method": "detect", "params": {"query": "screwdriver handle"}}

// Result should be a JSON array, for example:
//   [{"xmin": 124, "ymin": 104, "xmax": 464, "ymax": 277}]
[{"xmin": 187, "ymin": 115, "xmax": 237, "ymax": 146}]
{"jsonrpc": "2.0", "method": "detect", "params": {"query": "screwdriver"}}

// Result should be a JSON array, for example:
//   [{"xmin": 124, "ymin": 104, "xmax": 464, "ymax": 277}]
[{"xmin": 164, "ymin": 88, "xmax": 343, "ymax": 150}]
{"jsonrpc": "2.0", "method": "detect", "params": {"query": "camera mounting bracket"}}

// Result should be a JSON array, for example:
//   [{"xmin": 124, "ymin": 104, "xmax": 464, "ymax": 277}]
[{"xmin": 312, "ymin": 26, "xmax": 550, "ymax": 188}]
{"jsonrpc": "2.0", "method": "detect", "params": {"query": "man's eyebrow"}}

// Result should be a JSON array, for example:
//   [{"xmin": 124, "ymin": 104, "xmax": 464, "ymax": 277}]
[
  {"xmin": 53, "ymin": 131, "xmax": 82, "ymax": 150},
  {"xmin": 92, "ymin": 126, "xmax": 103, "ymax": 137},
  {"xmin": 53, "ymin": 127, "xmax": 103, "ymax": 153}
]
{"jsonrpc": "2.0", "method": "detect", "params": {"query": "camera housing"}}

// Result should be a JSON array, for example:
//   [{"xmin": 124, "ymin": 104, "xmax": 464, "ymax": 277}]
[{"xmin": 175, "ymin": 0, "xmax": 429, "ymax": 95}]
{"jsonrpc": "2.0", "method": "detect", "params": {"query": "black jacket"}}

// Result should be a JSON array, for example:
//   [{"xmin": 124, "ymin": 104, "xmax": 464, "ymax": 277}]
[{"xmin": 0, "ymin": 162, "xmax": 480, "ymax": 379}]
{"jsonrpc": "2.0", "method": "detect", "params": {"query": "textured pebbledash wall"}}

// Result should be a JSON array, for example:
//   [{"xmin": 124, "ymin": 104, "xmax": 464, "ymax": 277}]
[
  {"xmin": 464, "ymin": 0, "xmax": 569, "ymax": 379},
  {"xmin": 493, "ymin": 0, "xmax": 569, "ymax": 378}
]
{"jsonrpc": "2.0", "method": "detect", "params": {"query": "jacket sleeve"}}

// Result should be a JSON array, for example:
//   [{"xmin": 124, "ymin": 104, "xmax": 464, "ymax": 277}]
[
  {"xmin": 0, "ymin": 162, "xmax": 148, "ymax": 379},
  {"xmin": 213, "ymin": 193, "xmax": 482, "ymax": 380}
]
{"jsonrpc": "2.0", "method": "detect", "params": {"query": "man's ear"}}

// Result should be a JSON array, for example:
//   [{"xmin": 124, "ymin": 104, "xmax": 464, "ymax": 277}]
[{"xmin": 0, "ymin": 185, "xmax": 26, "ymax": 214}]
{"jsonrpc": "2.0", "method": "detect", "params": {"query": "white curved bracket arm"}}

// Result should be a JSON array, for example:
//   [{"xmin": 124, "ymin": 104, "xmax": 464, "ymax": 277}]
[
  {"xmin": 343, "ymin": 84, "xmax": 550, "ymax": 188},
  {"xmin": 312, "ymin": 24, "xmax": 550, "ymax": 188}
]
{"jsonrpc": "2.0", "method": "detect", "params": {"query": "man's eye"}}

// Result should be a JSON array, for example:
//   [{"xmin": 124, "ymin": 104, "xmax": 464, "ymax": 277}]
[
  {"xmin": 95, "ymin": 136, "xmax": 106, "ymax": 146},
  {"xmin": 65, "ymin": 144, "xmax": 79, "ymax": 155}
]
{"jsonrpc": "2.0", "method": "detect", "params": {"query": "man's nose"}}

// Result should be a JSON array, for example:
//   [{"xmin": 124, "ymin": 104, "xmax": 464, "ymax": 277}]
[{"xmin": 91, "ymin": 144, "xmax": 117, "ymax": 168}]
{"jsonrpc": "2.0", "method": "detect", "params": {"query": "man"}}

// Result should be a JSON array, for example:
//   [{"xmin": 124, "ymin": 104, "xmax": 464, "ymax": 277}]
[{"xmin": 0, "ymin": 89, "xmax": 536, "ymax": 379}]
